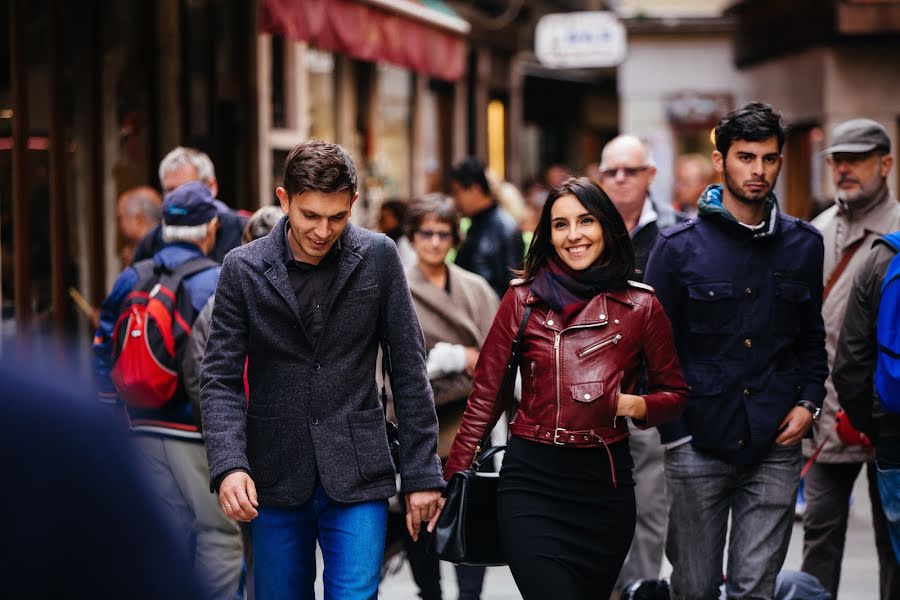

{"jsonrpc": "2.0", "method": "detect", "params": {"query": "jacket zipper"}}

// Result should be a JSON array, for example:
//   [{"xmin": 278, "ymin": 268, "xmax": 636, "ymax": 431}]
[
  {"xmin": 529, "ymin": 361, "xmax": 536, "ymax": 407},
  {"xmin": 577, "ymin": 333, "xmax": 623, "ymax": 358},
  {"xmin": 553, "ymin": 321, "xmax": 609, "ymax": 442}
]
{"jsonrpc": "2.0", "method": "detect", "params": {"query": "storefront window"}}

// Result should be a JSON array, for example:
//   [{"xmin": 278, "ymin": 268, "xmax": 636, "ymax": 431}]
[
  {"xmin": 307, "ymin": 48, "xmax": 335, "ymax": 142},
  {"xmin": 370, "ymin": 63, "xmax": 411, "ymax": 200}
]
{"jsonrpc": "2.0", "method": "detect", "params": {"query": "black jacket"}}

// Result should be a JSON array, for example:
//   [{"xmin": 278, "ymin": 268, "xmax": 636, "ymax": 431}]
[
  {"xmin": 200, "ymin": 219, "xmax": 444, "ymax": 506},
  {"xmin": 455, "ymin": 204, "xmax": 524, "ymax": 298},
  {"xmin": 833, "ymin": 239, "xmax": 900, "ymax": 441}
]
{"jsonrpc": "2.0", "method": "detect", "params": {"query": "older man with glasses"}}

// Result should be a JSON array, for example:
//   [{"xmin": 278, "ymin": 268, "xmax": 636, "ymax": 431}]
[{"xmin": 599, "ymin": 134, "xmax": 684, "ymax": 597}]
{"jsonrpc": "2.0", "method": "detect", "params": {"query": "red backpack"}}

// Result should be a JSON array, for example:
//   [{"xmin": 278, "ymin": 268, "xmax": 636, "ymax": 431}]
[{"xmin": 110, "ymin": 257, "xmax": 217, "ymax": 409}]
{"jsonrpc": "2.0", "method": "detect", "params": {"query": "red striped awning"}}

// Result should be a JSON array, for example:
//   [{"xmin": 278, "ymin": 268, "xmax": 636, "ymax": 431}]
[{"xmin": 259, "ymin": 0, "xmax": 468, "ymax": 82}]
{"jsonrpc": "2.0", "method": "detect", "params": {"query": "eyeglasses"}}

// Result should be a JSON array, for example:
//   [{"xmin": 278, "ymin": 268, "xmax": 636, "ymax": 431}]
[
  {"xmin": 415, "ymin": 229, "xmax": 453, "ymax": 241},
  {"xmin": 600, "ymin": 166, "xmax": 650, "ymax": 179}
]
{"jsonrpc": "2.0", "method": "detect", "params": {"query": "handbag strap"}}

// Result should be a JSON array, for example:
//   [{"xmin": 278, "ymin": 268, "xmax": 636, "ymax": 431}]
[
  {"xmin": 472, "ymin": 302, "xmax": 533, "ymax": 459},
  {"xmin": 823, "ymin": 238, "xmax": 864, "ymax": 302},
  {"xmin": 374, "ymin": 234, "xmax": 392, "ymax": 418}
]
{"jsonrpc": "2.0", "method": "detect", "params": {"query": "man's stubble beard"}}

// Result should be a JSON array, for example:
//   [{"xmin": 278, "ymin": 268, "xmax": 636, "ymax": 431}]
[{"xmin": 723, "ymin": 169, "xmax": 773, "ymax": 207}]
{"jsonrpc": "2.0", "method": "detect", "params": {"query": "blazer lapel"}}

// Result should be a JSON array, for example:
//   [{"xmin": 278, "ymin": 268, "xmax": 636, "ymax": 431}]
[
  {"xmin": 325, "ymin": 248, "xmax": 363, "ymax": 316},
  {"xmin": 259, "ymin": 220, "xmax": 313, "ymax": 345}
]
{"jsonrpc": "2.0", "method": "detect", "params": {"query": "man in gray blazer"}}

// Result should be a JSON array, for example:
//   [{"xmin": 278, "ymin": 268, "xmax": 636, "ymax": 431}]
[{"xmin": 200, "ymin": 140, "xmax": 444, "ymax": 599}]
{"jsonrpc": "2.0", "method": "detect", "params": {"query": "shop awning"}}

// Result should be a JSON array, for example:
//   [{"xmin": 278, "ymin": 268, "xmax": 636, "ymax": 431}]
[{"xmin": 259, "ymin": 0, "xmax": 470, "ymax": 82}]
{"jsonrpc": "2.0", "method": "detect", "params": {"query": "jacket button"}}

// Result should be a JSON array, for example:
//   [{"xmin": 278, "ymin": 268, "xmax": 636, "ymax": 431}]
[
  {"xmin": 744, "ymin": 338, "xmax": 753, "ymax": 349},
  {"xmin": 745, "ymin": 287, "xmax": 753, "ymax": 296},
  {"xmin": 743, "ymin": 387, "xmax": 751, "ymax": 397},
  {"xmin": 738, "ymin": 439, "xmax": 746, "ymax": 448},
  {"xmin": 314, "ymin": 363, "xmax": 321, "ymax": 372},
  {"xmin": 311, "ymin": 417, "xmax": 319, "ymax": 425}
]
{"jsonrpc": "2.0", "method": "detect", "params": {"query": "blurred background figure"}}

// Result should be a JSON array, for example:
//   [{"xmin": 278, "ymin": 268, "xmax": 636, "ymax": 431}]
[
  {"xmin": 378, "ymin": 198, "xmax": 417, "ymax": 268},
  {"xmin": 403, "ymin": 193, "xmax": 500, "ymax": 600},
  {"xmin": 449, "ymin": 156, "xmax": 524, "ymax": 299},
  {"xmin": 3, "ymin": 352, "xmax": 205, "ymax": 600},
  {"xmin": 673, "ymin": 153, "xmax": 716, "ymax": 218},
  {"xmin": 185, "ymin": 204, "xmax": 285, "ymax": 600},
  {"xmin": 544, "ymin": 163, "xmax": 572, "ymax": 189},
  {"xmin": 599, "ymin": 133, "xmax": 681, "ymax": 597},
  {"xmin": 117, "ymin": 186, "xmax": 162, "ymax": 268},
  {"xmin": 134, "ymin": 146, "xmax": 247, "ymax": 264}
]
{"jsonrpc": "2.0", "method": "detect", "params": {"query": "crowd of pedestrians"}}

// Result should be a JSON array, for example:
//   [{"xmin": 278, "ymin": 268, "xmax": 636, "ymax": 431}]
[{"xmin": 85, "ymin": 102, "xmax": 900, "ymax": 600}]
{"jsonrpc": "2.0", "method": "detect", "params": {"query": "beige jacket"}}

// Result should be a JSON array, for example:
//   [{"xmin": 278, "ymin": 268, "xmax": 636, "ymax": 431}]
[{"xmin": 804, "ymin": 187, "xmax": 900, "ymax": 462}]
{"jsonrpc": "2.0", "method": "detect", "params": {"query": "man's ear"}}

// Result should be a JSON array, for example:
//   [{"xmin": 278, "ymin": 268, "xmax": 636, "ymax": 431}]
[
  {"xmin": 712, "ymin": 150, "xmax": 724, "ymax": 175},
  {"xmin": 276, "ymin": 187, "xmax": 290, "ymax": 214},
  {"xmin": 207, "ymin": 179, "xmax": 219, "ymax": 199},
  {"xmin": 880, "ymin": 154, "xmax": 894, "ymax": 178}
]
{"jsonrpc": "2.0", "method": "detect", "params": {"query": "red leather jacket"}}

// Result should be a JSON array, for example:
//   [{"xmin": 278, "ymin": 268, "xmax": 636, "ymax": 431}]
[{"xmin": 444, "ymin": 280, "xmax": 688, "ymax": 480}]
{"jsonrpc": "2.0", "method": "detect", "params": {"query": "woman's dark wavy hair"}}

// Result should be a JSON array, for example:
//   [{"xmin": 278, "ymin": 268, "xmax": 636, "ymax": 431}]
[{"xmin": 522, "ymin": 176, "xmax": 635, "ymax": 281}]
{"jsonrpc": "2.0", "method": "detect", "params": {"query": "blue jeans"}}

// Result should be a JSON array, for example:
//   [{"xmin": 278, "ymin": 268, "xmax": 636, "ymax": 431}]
[
  {"xmin": 665, "ymin": 442, "xmax": 801, "ymax": 600},
  {"xmin": 249, "ymin": 483, "xmax": 388, "ymax": 600}
]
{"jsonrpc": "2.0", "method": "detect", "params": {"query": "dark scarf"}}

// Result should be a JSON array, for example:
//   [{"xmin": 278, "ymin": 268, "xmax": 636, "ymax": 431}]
[{"xmin": 532, "ymin": 256, "xmax": 628, "ymax": 323}]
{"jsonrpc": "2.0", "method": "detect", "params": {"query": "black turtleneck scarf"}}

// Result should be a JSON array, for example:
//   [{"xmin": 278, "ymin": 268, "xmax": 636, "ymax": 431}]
[{"xmin": 531, "ymin": 255, "xmax": 629, "ymax": 323}]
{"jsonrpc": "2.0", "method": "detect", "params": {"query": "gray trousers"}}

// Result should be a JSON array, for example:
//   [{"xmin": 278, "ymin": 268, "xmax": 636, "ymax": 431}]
[
  {"xmin": 666, "ymin": 442, "xmax": 801, "ymax": 600},
  {"xmin": 614, "ymin": 423, "xmax": 668, "ymax": 591},
  {"xmin": 801, "ymin": 461, "xmax": 900, "ymax": 599},
  {"xmin": 133, "ymin": 434, "xmax": 244, "ymax": 599}
]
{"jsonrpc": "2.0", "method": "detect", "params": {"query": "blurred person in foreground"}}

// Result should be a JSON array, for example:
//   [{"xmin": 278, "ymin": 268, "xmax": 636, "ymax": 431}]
[
  {"xmin": 402, "ymin": 194, "xmax": 500, "ymax": 599},
  {"xmin": 599, "ymin": 134, "xmax": 682, "ymax": 594},
  {"xmin": 3, "ymin": 353, "xmax": 204, "ymax": 599},
  {"xmin": 673, "ymin": 153, "xmax": 716, "ymax": 219},
  {"xmin": 439, "ymin": 177, "xmax": 688, "ymax": 598},
  {"xmin": 93, "ymin": 182, "xmax": 229, "ymax": 596},
  {"xmin": 200, "ymin": 140, "xmax": 444, "ymax": 599},
  {"xmin": 449, "ymin": 157, "xmax": 524, "ymax": 299},
  {"xmin": 646, "ymin": 102, "xmax": 828, "ymax": 599},
  {"xmin": 805, "ymin": 118, "xmax": 900, "ymax": 599},
  {"xmin": 134, "ymin": 146, "xmax": 247, "ymax": 264}
]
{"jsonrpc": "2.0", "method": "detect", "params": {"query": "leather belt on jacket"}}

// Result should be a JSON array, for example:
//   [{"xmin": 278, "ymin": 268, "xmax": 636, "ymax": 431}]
[{"xmin": 508, "ymin": 422, "xmax": 628, "ymax": 487}]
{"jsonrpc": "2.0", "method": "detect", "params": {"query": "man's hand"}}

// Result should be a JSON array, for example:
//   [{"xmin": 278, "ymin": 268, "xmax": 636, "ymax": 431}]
[
  {"xmin": 776, "ymin": 406, "xmax": 814, "ymax": 445},
  {"xmin": 406, "ymin": 489, "xmax": 443, "ymax": 542},
  {"xmin": 219, "ymin": 471, "xmax": 259, "ymax": 522}
]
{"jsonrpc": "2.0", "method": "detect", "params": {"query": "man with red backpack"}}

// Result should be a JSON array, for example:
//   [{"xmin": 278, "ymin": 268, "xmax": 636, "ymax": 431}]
[{"xmin": 93, "ymin": 181, "xmax": 242, "ymax": 597}]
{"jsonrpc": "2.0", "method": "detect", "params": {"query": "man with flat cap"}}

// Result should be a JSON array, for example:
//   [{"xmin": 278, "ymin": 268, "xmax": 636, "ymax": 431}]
[{"xmin": 802, "ymin": 118, "xmax": 900, "ymax": 599}]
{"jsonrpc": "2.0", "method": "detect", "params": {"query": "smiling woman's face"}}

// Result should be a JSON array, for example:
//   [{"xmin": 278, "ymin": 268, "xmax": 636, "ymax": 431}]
[{"xmin": 550, "ymin": 194, "xmax": 604, "ymax": 270}]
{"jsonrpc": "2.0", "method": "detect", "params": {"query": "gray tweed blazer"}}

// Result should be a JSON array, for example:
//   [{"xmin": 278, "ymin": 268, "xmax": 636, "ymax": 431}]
[{"xmin": 200, "ymin": 218, "xmax": 443, "ymax": 506}]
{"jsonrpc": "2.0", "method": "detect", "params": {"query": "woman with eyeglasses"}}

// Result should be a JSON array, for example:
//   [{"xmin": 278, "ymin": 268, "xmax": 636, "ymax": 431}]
[
  {"xmin": 402, "ymin": 193, "xmax": 500, "ymax": 599},
  {"xmin": 436, "ymin": 177, "xmax": 688, "ymax": 598}
]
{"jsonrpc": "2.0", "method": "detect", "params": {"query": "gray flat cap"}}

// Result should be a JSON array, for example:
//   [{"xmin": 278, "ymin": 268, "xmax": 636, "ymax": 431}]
[{"xmin": 823, "ymin": 118, "xmax": 891, "ymax": 155}]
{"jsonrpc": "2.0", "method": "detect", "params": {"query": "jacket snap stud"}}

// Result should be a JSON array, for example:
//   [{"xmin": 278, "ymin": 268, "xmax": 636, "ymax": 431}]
[
  {"xmin": 545, "ymin": 432, "xmax": 551, "ymax": 437},
  {"xmin": 583, "ymin": 436, "xmax": 589, "ymax": 440},
  {"xmin": 547, "ymin": 319, "xmax": 554, "ymax": 326},
  {"xmin": 584, "ymin": 393, "xmax": 591, "ymax": 400},
  {"xmin": 614, "ymin": 319, "xmax": 620, "ymax": 324},
  {"xmin": 599, "ymin": 314, "xmax": 606, "ymax": 320},
  {"xmin": 570, "ymin": 435, "xmax": 575, "ymax": 441}
]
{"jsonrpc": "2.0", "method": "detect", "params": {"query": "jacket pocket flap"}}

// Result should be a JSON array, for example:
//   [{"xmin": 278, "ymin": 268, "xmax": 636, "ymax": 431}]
[
  {"xmin": 571, "ymin": 381, "xmax": 604, "ymax": 403},
  {"xmin": 687, "ymin": 282, "xmax": 735, "ymax": 301},
  {"xmin": 775, "ymin": 281, "xmax": 811, "ymax": 303}
]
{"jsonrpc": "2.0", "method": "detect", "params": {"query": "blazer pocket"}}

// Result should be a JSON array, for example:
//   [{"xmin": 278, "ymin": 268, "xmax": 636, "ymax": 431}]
[
  {"xmin": 246, "ymin": 414, "xmax": 281, "ymax": 487},
  {"xmin": 343, "ymin": 285, "xmax": 378, "ymax": 302},
  {"xmin": 348, "ymin": 407, "xmax": 396, "ymax": 482}
]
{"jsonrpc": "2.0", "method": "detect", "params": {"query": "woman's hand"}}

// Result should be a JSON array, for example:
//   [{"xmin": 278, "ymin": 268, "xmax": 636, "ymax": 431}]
[{"xmin": 616, "ymin": 393, "xmax": 647, "ymax": 420}]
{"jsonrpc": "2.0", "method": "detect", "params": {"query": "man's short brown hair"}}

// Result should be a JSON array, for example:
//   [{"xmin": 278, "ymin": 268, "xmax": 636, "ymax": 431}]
[{"xmin": 282, "ymin": 139, "xmax": 358, "ymax": 200}]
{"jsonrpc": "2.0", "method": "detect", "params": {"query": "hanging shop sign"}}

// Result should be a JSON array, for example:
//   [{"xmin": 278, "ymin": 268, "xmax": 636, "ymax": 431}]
[{"xmin": 535, "ymin": 12, "xmax": 626, "ymax": 69}]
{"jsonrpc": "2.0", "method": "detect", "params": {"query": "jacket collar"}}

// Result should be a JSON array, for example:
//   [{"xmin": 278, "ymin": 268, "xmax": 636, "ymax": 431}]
[
  {"xmin": 525, "ymin": 285, "xmax": 636, "ymax": 332},
  {"xmin": 698, "ymin": 184, "xmax": 780, "ymax": 239},
  {"xmin": 256, "ymin": 217, "xmax": 366, "ymax": 345}
]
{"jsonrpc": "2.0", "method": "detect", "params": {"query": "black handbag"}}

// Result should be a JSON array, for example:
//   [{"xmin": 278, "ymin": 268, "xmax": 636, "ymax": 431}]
[{"xmin": 427, "ymin": 304, "xmax": 533, "ymax": 566}]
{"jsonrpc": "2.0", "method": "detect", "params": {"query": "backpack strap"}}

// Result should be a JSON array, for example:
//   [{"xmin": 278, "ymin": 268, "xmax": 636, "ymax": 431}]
[
  {"xmin": 131, "ymin": 258, "xmax": 158, "ymax": 285},
  {"xmin": 879, "ymin": 232, "xmax": 900, "ymax": 254}
]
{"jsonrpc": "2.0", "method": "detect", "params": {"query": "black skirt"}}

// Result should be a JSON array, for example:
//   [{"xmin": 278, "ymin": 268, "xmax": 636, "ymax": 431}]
[{"xmin": 498, "ymin": 435, "xmax": 636, "ymax": 599}]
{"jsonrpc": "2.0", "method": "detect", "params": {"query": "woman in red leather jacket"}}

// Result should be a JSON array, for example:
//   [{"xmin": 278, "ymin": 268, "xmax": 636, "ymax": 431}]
[{"xmin": 440, "ymin": 177, "xmax": 688, "ymax": 598}]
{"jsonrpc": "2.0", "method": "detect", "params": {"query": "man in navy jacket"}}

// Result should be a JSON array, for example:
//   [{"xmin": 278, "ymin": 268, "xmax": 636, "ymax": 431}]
[{"xmin": 645, "ymin": 102, "xmax": 828, "ymax": 599}]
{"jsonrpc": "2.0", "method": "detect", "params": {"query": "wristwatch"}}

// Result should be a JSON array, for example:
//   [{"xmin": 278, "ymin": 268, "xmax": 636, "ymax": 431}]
[{"xmin": 797, "ymin": 400, "xmax": 821, "ymax": 422}]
